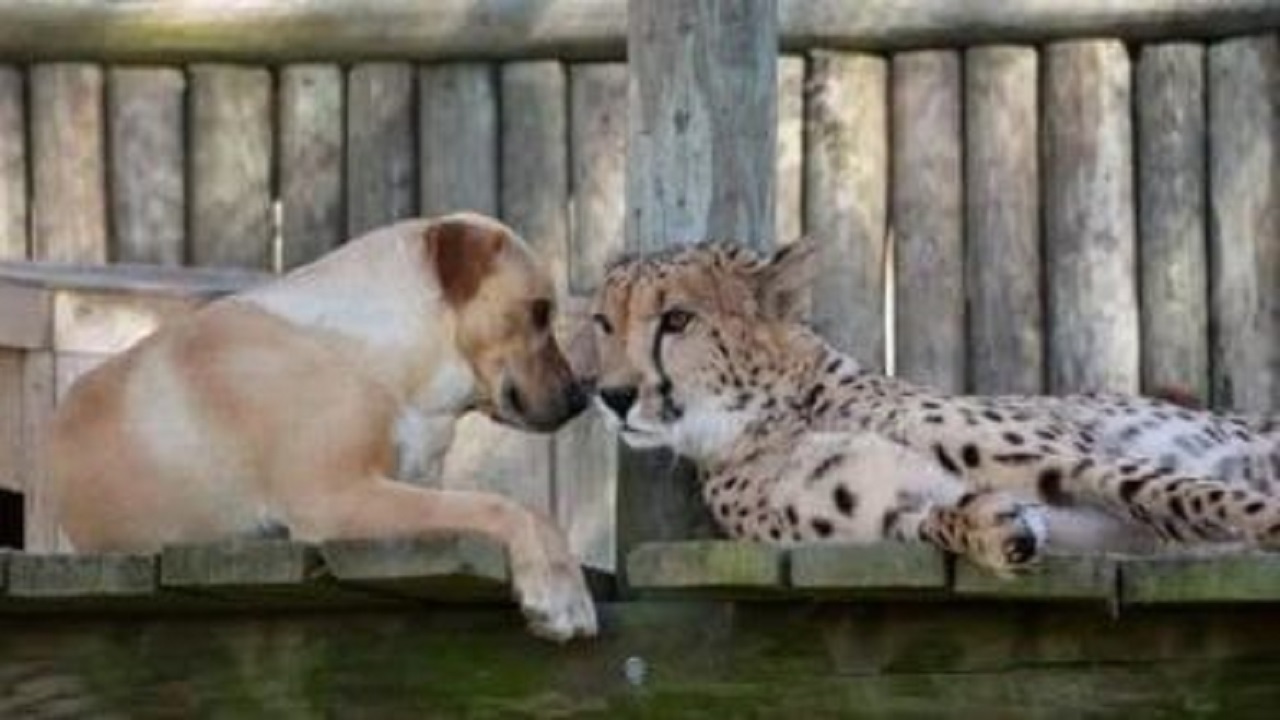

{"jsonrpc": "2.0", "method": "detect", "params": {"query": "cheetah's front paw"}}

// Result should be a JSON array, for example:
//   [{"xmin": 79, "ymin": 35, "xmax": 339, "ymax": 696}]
[{"xmin": 961, "ymin": 493, "xmax": 1048, "ymax": 577}]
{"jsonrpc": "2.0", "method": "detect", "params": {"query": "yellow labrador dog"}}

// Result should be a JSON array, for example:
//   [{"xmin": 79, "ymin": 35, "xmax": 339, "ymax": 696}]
[{"xmin": 49, "ymin": 212, "xmax": 596, "ymax": 641}]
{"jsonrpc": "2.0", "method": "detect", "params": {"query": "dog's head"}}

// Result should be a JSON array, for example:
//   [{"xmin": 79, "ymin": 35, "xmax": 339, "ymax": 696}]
[{"xmin": 425, "ymin": 213, "xmax": 587, "ymax": 432}]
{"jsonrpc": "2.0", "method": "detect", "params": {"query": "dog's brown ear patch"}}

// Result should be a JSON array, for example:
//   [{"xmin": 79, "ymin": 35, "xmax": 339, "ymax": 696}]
[{"xmin": 425, "ymin": 219, "xmax": 506, "ymax": 306}]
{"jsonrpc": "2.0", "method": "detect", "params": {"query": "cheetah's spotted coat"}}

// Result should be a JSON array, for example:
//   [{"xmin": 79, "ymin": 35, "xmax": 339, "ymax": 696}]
[{"xmin": 578, "ymin": 239, "xmax": 1279, "ymax": 574}]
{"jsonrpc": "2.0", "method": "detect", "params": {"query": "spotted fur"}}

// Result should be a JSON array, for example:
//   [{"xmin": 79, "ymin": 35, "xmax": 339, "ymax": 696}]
[{"xmin": 583, "ymin": 239, "xmax": 1280, "ymax": 574}]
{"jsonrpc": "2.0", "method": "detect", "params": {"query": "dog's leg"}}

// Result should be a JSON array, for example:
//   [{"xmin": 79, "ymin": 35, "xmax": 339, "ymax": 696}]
[{"xmin": 291, "ymin": 479, "xmax": 597, "ymax": 642}]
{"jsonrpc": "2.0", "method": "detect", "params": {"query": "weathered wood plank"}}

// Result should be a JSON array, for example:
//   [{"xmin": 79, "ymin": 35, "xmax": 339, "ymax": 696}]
[
  {"xmin": 952, "ymin": 555, "xmax": 1118, "ymax": 602},
  {"xmin": 775, "ymin": 55, "xmax": 805, "ymax": 245},
  {"xmin": 3, "ymin": 605, "xmax": 1280, "ymax": 716},
  {"xmin": 346, "ymin": 63, "xmax": 416, "ymax": 236},
  {"xmin": 321, "ymin": 534, "xmax": 509, "ymax": 601},
  {"xmin": 107, "ymin": 67, "xmax": 186, "ymax": 266},
  {"xmin": 0, "ymin": 282, "xmax": 51, "ymax": 349},
  {"xmin": 161, "ymin": 540, "xmax": 318, "ymax": 587},
  {"xmin": 7, "ymin": 552, "xmax": 155, "ymax": 599},
  {"xmin": 501, "ymin": 61, "xmax": 569, "ymax": 293},
  {"xmin": 789, "ymin": 543, "xmax": 947, "ymax": 593},
  {"xmin": 0, "ymin": 259, "xmax": 267, "ymax": 298},
  {"xmin": 279, "ymin": 64, "xmax": 344, "ymax": 269},
  {"xmin": 559, "ymin": 61, "xmax": 628, "ymax": 571},
  {"xmin": 566, "ymin": 62, "xmax": 627, "ymax": 293},
  {"xmin": 964, "ymin": 46, "xmax": 1043, "ymax": 394},
  {"xmin": 188, "ymin": 65, "xmax": 273, "ymax": 269},
  {"xmin": 779, "ymin": 1, "xmax": 1280, "ymax": 50},
  {"xmin": 0, "ymin": 351, "xmax": 21, "ymax": 493},
  {"xmin": 160, "ymin": 539, "xmax": 370, "ymax": 607},
  {"xmin": 0, "ymin": 65, "xmax": 24, "ymax": 260},
  {"xmin": 1121, "ymin": 554, "xmax": 1280, "ymax": 604},
  {"xmin": 419, "ymin": 63, "xmax": 497, "ymax": 215},
  {"xmin": 805, "ymin": 51, "xmax": 888, "ymax": 369},
  {"xmin": 1208, "ymin": 34, "xmax": 1278, "ymax": 413},
  {"xmin": 892, "ymin": 50, "xmax": 964, "ymax": 392},
  {"xmin": 30, "ymin": 64, "xmax": 106, "ymax": 264},
  {"xmin": 0, "ymin": 1, "xmax": 1275, "ymax": 61},
  {"xmin": 1043, "ymin": 41, "xmax": 1139, "ymax": 395},
  {"xmin": 19, "ymin": 352, "xmax": 55, "ymax": 552},
  {"xmin": 626, "ymin": 2, "xmax": 776, "ymax": 249},
  {"xmin": 619, "ymin": 1, "xmax": 776, "ymax": 579},
  {"xmin": 1136, "ymin": 44, "xmax": 1210, "ymax": 404},
  {"xmin": 626, "ymin": 541, "xmax": 785, "ymax": 591}
]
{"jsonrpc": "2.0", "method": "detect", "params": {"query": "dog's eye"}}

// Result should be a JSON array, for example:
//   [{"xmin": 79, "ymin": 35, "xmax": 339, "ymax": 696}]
[
  {"xmin": 592, "ymin": 313, "xmax": 614, "ymax": 335},
  {"xmin": 659, "ymin": 308, "xmax": 694, "ymax": 334},
  {"xmin": 530, "ymin": 300, "xmax": 552, "ymax": 331}
]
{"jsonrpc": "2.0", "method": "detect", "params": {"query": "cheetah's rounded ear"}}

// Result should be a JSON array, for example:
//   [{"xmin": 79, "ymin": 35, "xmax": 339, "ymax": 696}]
[{"xmin": 754, "ymin": 235, "xmax": 819, "ymax": 321}]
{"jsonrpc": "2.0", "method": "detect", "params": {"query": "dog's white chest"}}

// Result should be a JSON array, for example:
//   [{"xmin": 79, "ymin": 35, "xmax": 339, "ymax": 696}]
[{"xmin": 392, "ymin": 408, "xmax": 455, "ymax": 484}]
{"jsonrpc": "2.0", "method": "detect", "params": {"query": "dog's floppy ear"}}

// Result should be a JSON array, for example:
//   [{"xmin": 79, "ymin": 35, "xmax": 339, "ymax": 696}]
[
  {"xmin": 752, "ymin": 236, "xmax": 819, "ymax": 321},
  {"xmin": 425, "ymin": 219, "xmax": 506, "ymax": 307}
]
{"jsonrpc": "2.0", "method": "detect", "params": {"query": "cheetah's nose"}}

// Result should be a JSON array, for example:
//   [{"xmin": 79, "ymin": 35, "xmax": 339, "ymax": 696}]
[{"xmin": 600, "ymin": 386, "xmax": 638, "ymax": 418}]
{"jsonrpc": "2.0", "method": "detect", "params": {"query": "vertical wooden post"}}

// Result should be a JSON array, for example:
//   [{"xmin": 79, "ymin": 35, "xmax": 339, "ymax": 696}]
[
  {"xmin": 31, "ymin": 64, "xmax": 107, "ymax": 264},
  {"xmin": 0, "ymin": 66, "xmax": 25, "ymax": 260},
  {"xmin": 619, "ymin": 0, "xmax": 777, "ymax": 583},
  {"xmin": 804, "ymin": 52, "xmax": 889, "ymax": 369},
  {"xmin": 346, "ymin": 63, "xmax": 416, "ymax": 237},
  {"xmin": 774, "ymin": 56, "xmax": 805, "ymax": 245},
  {"xmin": 279, "ymin": 64, "xmax": 344, "ymax": 269},
  {"xmin": 965, "ymin": 46, "xmax": 1043, "ymax": 395},
  {"xmin": 108, "ymin": 67, "xmax": 186, "ymax": 266},
  {"xmin": 1136, "ymin": 44, "xmax": 1209, "ymax": 404},
  {"xmin": 558, "ymin": 62, "xmax": 628, "ymax": 571},
  {"xmin": 1208, "ymin": 34, "xmax": 1277, "ymax": 413},
  {"xmin": 892, "ymin": 50, "xmax": 964, "ymax": 393},
  {"xmin": 188, "ymin": 65, "xmax": 273, "ymax": 269},
  {"xmin": 1043, "ymin": 41, "xmax": 1139, "ymax": 395}
]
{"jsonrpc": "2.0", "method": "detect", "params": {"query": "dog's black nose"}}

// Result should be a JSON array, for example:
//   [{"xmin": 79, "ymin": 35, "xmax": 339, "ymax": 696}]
[
  {"xmin": 599, "ymin": 386, "xmax": 638, "ymax": 418},
  {"xmin": 564, "ymin": 380, "xmax": 590, "ymax": 416}
]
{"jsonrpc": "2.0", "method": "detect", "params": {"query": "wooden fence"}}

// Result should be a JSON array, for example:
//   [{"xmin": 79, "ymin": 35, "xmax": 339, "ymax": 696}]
[{"xmin": 0, "ymin": 1, "xmax": 1276, "ymax": 565}]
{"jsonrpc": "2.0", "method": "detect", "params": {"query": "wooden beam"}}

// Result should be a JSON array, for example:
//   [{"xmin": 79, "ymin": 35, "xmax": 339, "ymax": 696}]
[
  {"xmin": 1043, "ymin": 40, "xmax": 1139, "ymax": 395},
  {"xmin": 1207, "ymin": 34, "xmax": 1278, "ymax": 413},
  {"xmin": 107, "ymin": 67, "xmax": 186, "ymax": 266},
  {"xmin": 804, "ymin": 51, "xmax": 888, "ymax": 368},
  {"xmin": 1136, "ymin": 44, "xmax": 1210, "ymax": 405},
  {"xmin": 619, "ymin": 0, "xmax": 777, "ymax": 586},
  {"xmin": 789, "ymin": 543, "xmax": 947, "ymax": 593},
  {"xmin": 189, "ymin": 65, "xmax": 274, "ymax": 269},
  {"xmin": 0, "ymin": 65, "xmax": 24, "ymax": 260},
  {"xmin": 964, "ymin": 46, "xmax": 1043, "ymax": 394},
  {"xmin": 345, "ymin": 63, "xmax": 416, "ymax": 236},
  {"xmin": 891, "ymin": 50, "xmax": 964, "ymax": 392},
  {"xmin": 30, "ymin": 64, "xmax": 107, "ymax": 264},
  {"xmin": 0, "ymin": 1, "xmax": 1274, "ymax": 61},
  {"xmin": 279, "ymin": 64, "xmax": 344, "ymax": 269},
  {"xmin": 626, "ymin": 541, "xmax": 785, "ymax": 592}
]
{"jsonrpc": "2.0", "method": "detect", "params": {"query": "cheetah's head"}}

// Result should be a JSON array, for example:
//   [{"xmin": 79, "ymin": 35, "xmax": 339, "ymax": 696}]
[{"xmin": 571, "ymin": 237, "xmax": 819, "ymax": 459}]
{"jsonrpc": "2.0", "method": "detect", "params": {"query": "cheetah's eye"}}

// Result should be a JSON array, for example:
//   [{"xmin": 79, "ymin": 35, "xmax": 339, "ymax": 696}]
[
  {"xmin": 592, "ymin": 313, "xmax": 614, "ymax": 335},
  {"xmin": 659, "ymin": 308, "xmax": 694, "ymax": 335}
]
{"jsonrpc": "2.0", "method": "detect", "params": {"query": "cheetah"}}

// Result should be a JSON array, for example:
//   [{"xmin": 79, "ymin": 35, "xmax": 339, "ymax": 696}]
[{"xmin": 573, "ymin": 238, "xmax": 1280, "ymax": 574}]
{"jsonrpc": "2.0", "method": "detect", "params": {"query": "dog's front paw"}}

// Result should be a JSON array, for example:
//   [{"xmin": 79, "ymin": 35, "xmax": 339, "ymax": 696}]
[{"xmin": 511, "ymin": 558, "xmax": 598, "ymax": 642}]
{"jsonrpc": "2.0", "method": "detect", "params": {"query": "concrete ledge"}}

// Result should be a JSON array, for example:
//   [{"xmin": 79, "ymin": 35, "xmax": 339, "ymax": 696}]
[
  {"xmin": 627, "ymin": 541, "xmax": 785, "ymax": 592},
  {"xmin": 789, "ymin": 543, "xmax": 946, "ymax": 594}
]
